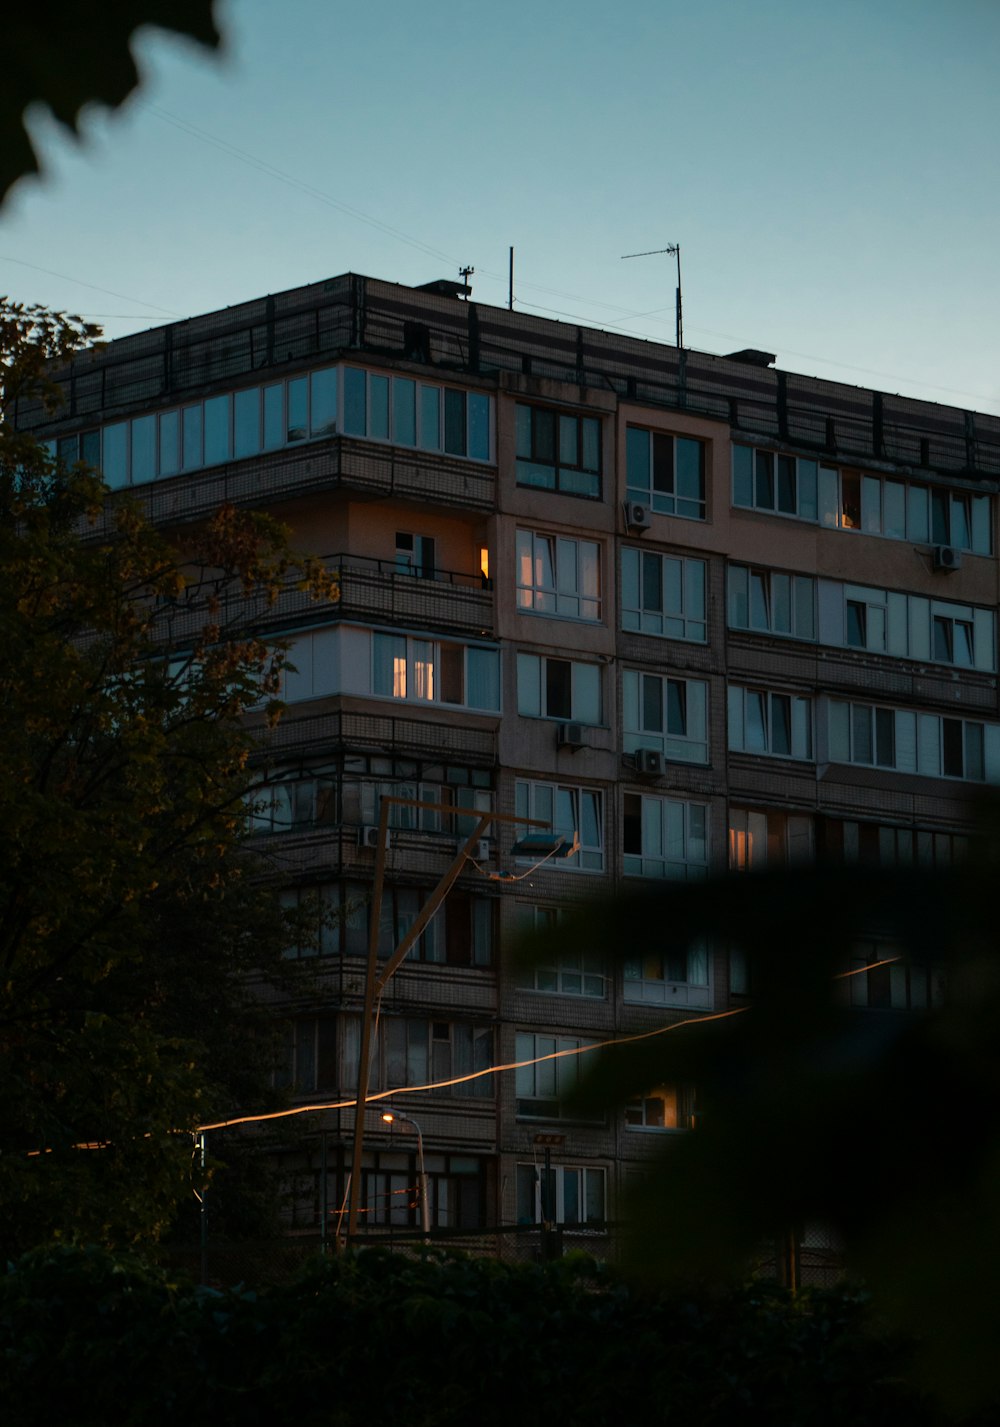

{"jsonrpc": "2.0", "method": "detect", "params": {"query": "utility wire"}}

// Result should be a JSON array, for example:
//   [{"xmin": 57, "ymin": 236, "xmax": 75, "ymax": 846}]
[{"xmin": 24, "ymin": 952, "xmax": 904, "ymax": 1153}]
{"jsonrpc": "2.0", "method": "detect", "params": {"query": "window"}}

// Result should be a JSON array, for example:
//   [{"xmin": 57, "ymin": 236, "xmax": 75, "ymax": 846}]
[
  {"xmin": 728, "ymin": 809, "xmax": 814, "ymax": 870},
  {"xmin": 516, "ymin": 1163, "xmax": 606, "ymax": 1227},
  {"xmin": 625, "ymin": 1085, "xmax": 694, "ymax": 1131},
  {"xmin": 345, "ymin": 367, "xmax": 491, "ymax": 460},
  {"xmin": 732, "ymin": 445, "xmax": 820, "ymax": 520},
  {"xmin": 827, "ymin": 700, "xmax": 997, "ymax": 782},
  {"xmin": 515, "ymin": 780, "xmax": 604, "ymax": 871},
  {"xmin": 931, "ymin": 488, "xmax": 991, "ymax": 553},
  {"xmin": 278, "ymin": 881, "xmax": 493, "ymax": 967},
  {"xmin": 515, "ymin": 1034, "xmax": 600, "ymax": 1121},
  {"xmin": 845, "ymin": 941, "xmax": 944, "ymax": 1011},
  {"xmin": 623, "ymin": 671, "xmax": 708, "ymax": 764},
  {"xmin": 823, "ymin": 818, "xmax": 970, "ymax": 870},
  {"xmin": 395, "ymin": 532, "xmax": 436, "ymax": 579},
  {"xmin": 362, "ymin": 1152, "xmax": 486, "ymax": 1230},
  {"xmin": 622, "ymin": 794, "xmax": 709, "ymax": 881},
  {"xmin": 816, "ymin": 582, "xmax": 995, "ymax": 670},
  {"xmin": 514, "ymin": 905, "xmax": 607, "ymax": 997},
  {"xmin": 515, "ymin": 530, "xmax": 601, "ymax": 621},
  {"xmin": 273, "ymin": 1016, "xmax": 338, "ymax": 1093},
  {"xmin": 342, "ymin": 755, "xmax": 494, "ymax": 842},
  {"xmin": 623, "ymin": 942, "xmax": 710, "ymax": 1008},
  {"xmin": 515, "ymin": 403, "xmax": 601, "ymax": 497},
  {"xmin": 517, "ymin": 654, "xmax": 602, "ymax": 725},
  {"xmin": 278, "ymin": 884, "xmax": 344, "ymax": 959},
  {"xmin": 627, "ymin": 427, "xmax": 705, "ymax": 520},
  {"xmin": 385, "ymin": 1018, "xmax": 493, "ymax": 1098},
  {"xmin": 249, "ymin": 766, "xmax": 337, "ymax": 834},
  {"xmin": 732, "ymin": 443, "xmax": 993, "ymax": 554},
  {"xmin": 728, "ymin": 687, "xmax": 813, "ymax": 760},
  {"xmin": 64, "ymin": 364, "xmax": 493, "ymax": 490},
  {"xmin": 371, "ymin": 633, "xmax": 500, "ymax": 711},
  {"xmin": 830, "ymin": 469, "xmax": 991, "ymax": 554},
  {"xmin": 371, "ymin": 885, "xmax": 495, "ymax": 968},
  {"xmin": 728, "ymin": 566, "xmax": 815, "ymax": 641},
  {"xmin": 621, "ymin": 548, "xmax": 706, "ymax": 641}
]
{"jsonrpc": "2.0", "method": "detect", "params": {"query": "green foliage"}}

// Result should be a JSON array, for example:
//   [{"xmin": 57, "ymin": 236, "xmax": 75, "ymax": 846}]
[
  {"xmin": 5, "ymin": 2, "xmax": 221, "ymax": 207},
  {"xmin": 529, "ymin": 840, "xmax": 1000, "ymax": 1415},
  {"xmin": 0, "ymin": 302, "xmax": 331, "ymax": 1253},
  {"xmin": 0, "ymin": 1245, "xmax": 953, "ymax": 1427}
]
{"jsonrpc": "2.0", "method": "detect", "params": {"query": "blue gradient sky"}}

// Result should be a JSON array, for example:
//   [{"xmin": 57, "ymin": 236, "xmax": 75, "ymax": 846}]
[{"xmin": 4, "ymin": 0, "xmax": 999, "ymax": 412}]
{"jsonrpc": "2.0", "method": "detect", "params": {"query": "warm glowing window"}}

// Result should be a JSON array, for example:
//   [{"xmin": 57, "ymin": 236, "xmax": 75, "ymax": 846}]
[
  {"xmin": 625, "ymin": 1085, "xmax": 694, "ymax": 1130},
  {"xmin": 515, "ymin": 529, "xmax": 601, "ymax": 622}
]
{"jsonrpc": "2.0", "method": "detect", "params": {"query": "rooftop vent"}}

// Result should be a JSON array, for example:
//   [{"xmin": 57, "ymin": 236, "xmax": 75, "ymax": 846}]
[{"xmin": 724, "ymin": 348, "xmax": 776, "ymax": 367}]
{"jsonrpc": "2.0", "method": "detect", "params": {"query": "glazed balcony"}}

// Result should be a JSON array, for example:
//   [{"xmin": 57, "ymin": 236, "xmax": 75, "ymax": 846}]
[{"xmin": 133, "ymin": 435, "xmax": 496, "ymax": 529}]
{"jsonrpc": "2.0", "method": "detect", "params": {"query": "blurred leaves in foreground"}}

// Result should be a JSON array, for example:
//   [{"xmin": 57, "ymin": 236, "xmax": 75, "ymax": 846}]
[
  {"xmin": 0, "ymin": 1245, "xmax": 960, "ymax": 1427},
  {"xmin": 523, "ymin": 806, "xmax": 1000, "ymax": 1415}
]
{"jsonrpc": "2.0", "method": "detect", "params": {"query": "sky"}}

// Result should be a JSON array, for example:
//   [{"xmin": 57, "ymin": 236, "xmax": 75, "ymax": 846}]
[{"xmin": 3, "ymin": 0, "xmax": 999, "ymax": 415}]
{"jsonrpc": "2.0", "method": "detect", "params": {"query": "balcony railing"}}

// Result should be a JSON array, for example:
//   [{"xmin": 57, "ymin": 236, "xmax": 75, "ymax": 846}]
[
  {"xmin": 151, "ymin": 552, "xmax": 493, "ymax": 645},
  {"xmin": 126, "ymin": 435, "xmax": 496, "ymax": 529}
]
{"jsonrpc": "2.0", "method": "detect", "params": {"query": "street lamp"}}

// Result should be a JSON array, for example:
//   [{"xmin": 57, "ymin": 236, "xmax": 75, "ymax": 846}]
[{"xmin": 382, "ymin": 1109, "xmax": 430, "ymax": 1240}]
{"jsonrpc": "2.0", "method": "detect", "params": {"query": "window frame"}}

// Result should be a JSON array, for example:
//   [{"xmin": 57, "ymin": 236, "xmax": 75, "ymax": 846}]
[
  {"xmin": 728, "ymin": 564, "xmax": 816, "ymax": 642},
  {"xmin": 727, "ymin": 685, "xmax": 814, "ymax": 761},
  {"xmin": 515, "ymin": 402, "xmax": 601, "ymax": 499},
  {"xmin": 621, "ymin": 792, "xmax": 710, "ymax": 882},
  {"xmin": 622, "ymin": 669, "xmax": 709, "ymax": 764},
  {"xmin": 627, "ymin": 426, "xmax": 706, "ymax": 521},
  {"xmin": 514, "ymin": 905, "xmax": 607, "ymax": 998},
  {"xmin": 621, "ymin": 547, "xmax": 707, "ymax": 642},
  {"xmin": 514, "ymin": 779, "xmax": 605, "ymax": 872},
  {"xmin": 515, "ymin": 1162, "xmax": 607, "ymax": 1228},
  {"xmin": 515, "ymin": 529, "xmax": 602, "ymax": 623},
  {"xmin": 516, "ymin": 652, "xmax": 603, "ymax": 725},
  {"xmin": 370, "ymin": 631, "xmax": 500, "ymax": 712},
  {"xmin": 514, "ymin": 1033, "xmax": 602, "ymax": 1122}
]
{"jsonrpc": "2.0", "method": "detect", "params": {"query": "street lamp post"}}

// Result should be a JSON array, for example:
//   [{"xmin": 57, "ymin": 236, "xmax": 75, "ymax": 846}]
[{"xmin": 382, "ymin": 1109, "xmax": 430, "ymax": 1241}]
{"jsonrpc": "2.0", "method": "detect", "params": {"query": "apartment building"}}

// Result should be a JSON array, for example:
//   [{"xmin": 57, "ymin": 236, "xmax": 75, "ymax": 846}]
[{"xmin": 19, "ymin": 273, "xmax": 1000, "ymax": 1249}]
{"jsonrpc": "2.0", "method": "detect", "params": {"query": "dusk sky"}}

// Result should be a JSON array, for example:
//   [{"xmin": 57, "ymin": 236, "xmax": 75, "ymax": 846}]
[{"xmin": 3, "ymin": 0, "xmax": 998, "ymax": 413}]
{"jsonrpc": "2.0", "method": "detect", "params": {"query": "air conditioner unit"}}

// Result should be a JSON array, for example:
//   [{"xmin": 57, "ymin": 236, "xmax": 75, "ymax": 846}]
[
  {"xmin": 634, "ymin": 748, "xmax": 664, "ymax": 777},
  {"xmin": 475, "ymin": 839, "xmax": 490, "ymax": 862},
  {"xmin": 623, "ymin": 500, "xmax": 652, "ymax": 532},
  {"xmin": 359, "ymin": 824, "xmax": 390, "ymax": 850},
  {"xmin": 933, "ymin": 544, "xmax": 962, "ymax": 572},
  {"xmin": 556, "ymin": 722, "xmax": 586, "ymax": 749}
]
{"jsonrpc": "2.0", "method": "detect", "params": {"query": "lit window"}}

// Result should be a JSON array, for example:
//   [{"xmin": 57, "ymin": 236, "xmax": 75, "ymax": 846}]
[
  {"xmin": 515, "ymin": 529, "xmax": 601, "ymax": 622},
  {"xmin": 625, "ymin": 1086, "xmax": 694, "ymax": 1130},
  {"xmin": 623, "ymin": 942, "xmax": 710, "ymax": 1007},
  {"xmin": 372, "ymin": 633, "xmax": 500, "ymax": 711}
]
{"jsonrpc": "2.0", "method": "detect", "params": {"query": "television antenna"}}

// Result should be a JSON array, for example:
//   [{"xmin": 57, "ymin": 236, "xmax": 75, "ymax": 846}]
[{"xmin": 621, "ymin": 244, "xmax": 683, "ymax": 349}]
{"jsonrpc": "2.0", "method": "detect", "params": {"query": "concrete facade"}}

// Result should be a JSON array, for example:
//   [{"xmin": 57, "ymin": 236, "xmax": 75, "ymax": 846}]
[{"xmin": 22, "ymin": 273, "xmax": 1000, "ymax": 1249}]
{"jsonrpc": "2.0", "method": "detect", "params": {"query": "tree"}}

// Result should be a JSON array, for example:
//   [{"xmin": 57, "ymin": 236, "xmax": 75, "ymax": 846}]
[
  {"xmin": 0, "ymin": 300, "xmax": 335, "ymax": 1252},
  {"xmin": 0, "ymin": 1245, "xmax": 951, "ymax": 1427},
  {"xmin": 6, "ymin": 3, "xmax": 222, "ymax": 208},
  {"xmin": 532, "ymin": 842, "xmax": 1000, "ymax": 1416}
]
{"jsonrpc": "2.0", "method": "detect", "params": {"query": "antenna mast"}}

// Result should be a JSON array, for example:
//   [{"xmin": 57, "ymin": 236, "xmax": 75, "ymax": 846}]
[{"xmin": 621, "ymin": 244, "xmax": 684, "ymax": 349}]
